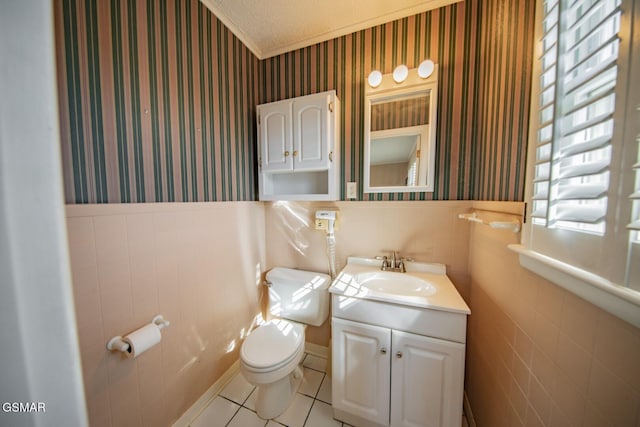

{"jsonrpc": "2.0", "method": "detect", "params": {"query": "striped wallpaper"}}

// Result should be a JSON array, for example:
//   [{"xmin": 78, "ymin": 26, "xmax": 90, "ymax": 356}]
[
  {"xmin": 473, "ymin": 0, "xmax": 534, "ymax": 200},
  {"xmin": 55, "ymin": 0, "xmax": 534, "ymax": 203},
  {"xmin": 54, "ymin": 0, "xmax": 259, "ymax": 203},
  {"xmin": 259, "ymin": 0, "xmax": 534, "ymax": 201}
]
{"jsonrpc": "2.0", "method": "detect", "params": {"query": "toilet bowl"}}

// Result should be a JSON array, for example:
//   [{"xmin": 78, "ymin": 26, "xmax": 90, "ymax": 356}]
[
  {"xmin": 240, "ymin": 319, "xmax": 305, "ymax": 419},
  {"xmin": 239, "ymin": 267, "xmax": 331, "ymax": 420}
]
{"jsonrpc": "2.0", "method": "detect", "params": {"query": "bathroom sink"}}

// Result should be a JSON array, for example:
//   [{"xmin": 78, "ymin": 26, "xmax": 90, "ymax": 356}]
[
  {"xmin": 329, "ymin": 256, "xmax": 469, "ymax": 314},
  {"xmin": 353, "ymin": 271, "xmax": 437, "ymax": 297}
]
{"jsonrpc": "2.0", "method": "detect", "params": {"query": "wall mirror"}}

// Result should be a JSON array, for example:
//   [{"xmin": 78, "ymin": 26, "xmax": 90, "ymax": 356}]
[{"xmin": 364, "ymin": 65, "xmax": 438, "ymax": 193}]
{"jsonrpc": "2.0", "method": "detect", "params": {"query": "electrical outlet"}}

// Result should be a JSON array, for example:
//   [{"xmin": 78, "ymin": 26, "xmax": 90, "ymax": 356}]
[{"xmin": 347, "ymin": 182, "xmax": 357, "ymax": 199}]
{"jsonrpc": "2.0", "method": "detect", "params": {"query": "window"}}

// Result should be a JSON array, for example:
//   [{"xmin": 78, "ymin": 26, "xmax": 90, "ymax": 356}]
[{"xmin": 516, "ymin": 0, "xmax": 640, "ymax": 326}]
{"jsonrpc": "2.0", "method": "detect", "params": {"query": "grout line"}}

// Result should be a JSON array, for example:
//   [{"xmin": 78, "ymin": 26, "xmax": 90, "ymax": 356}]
[
  {"xmin": 223, "ymin": 399, "xmax": 242, "ymax": 427},
  {"xmin": 241, "ymin": 386, "xmax": 256, "ymax": 406},
  {"xmin": 301, "ymin": 397, "xmax": 315, "ymax": 427},
  {"xmin": 204, "ymin": 355, "xmax": 338, "ymax": 427},
  {"xmin": 303, "ymin": 365, "xmax": 326, "ymax": 374},
  {"xmin": 313, "ymin": 373, "xmax": 324, "ymax": 399},
  {"xmin": 315, "ymin": 375, "xmax": 331, "ymax": 405},
  {"xmin": 220, "ymin": 394, "xmax": 244, "ymax": 407}
]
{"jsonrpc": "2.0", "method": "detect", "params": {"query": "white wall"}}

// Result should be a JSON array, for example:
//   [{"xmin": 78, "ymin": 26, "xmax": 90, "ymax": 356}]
[{"xmin": 0, "ymin": 1, "xmax": 88, "ymax": 426}]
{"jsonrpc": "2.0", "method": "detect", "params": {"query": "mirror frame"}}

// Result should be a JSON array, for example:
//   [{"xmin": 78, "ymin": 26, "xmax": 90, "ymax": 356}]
[{"xmin": 363, "ymin": 66, "xmax": 438, "ymax": 193}]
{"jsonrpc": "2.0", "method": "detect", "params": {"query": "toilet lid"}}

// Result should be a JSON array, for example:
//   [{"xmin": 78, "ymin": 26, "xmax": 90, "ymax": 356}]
[{"xmin": 241, "ymin": 320, "xmax": 304, "ymax": 369}]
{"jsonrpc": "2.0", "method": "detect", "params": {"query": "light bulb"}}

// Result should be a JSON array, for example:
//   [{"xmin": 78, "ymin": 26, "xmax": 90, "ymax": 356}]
[
  {"xmin": 418, "ymin": 59, "xmax": 435, "ymax": 79},
  {"xmin": 392, "ymin": 65, "xmax": 408, "ymax": 83},
  {"xmin": 367, "ymin": 70, "xmax": 383, "ymax": 88}
]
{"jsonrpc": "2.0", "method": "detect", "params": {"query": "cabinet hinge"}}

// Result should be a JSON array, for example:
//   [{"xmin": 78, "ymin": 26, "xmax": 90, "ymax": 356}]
[
  {"xmin": 416, "ymin": 149, "xmax": 421, "ymax": 159},
  {"xmin": 329, "ymin": 151, "xmax": 333, "ymax": 162},
  {"xmin": 329, "ymin": 102, "xmax": 333, "ymax": 113}
]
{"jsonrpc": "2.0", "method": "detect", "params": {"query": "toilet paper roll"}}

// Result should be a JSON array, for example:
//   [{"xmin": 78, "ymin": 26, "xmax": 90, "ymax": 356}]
[{"xmin": 123, "ymin": 323, "xmax": 161, "ymax": 358}]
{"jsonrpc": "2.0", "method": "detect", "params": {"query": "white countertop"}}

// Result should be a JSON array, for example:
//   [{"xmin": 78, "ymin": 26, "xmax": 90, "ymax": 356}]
[{"xmin": 329, "ymin": 257, "xmax": 471, "ymax": 315}]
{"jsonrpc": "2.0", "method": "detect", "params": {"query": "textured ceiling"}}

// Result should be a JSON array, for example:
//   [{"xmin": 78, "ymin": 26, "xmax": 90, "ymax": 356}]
[{"xmin": 199, "ymin": 0, "xmax": 462, "ymax": 59}]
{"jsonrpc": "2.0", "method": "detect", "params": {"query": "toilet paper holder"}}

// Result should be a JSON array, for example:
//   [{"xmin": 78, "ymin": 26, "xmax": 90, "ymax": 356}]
[{"xmin": 106, "ymin": 315, "xmax": 170, "ymax": 353}]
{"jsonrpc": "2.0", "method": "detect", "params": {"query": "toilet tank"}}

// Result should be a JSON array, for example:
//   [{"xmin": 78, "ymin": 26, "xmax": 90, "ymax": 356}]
[{"xmin": 266, "ymin": 268, "xmax": 331, "ymax": 327}]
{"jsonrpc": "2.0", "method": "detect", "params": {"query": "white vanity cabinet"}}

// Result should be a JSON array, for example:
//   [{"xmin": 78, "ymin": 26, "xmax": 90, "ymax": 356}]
[
  {"xmin": 332, "ymin": 318, "xmax": 391, "ymax": 426},
  {"xmin": 329, "ymin": 257, "xmax": 470, "ymax": 427},
  {"xmin": 257, "ymin": 90, "xmax": 340, "ymax": 200},
  {"xmin": 332, "ymin": 317, "xmax": 465, "ymax": 427},
  {"xmin": 390, "ymin": 330, "xmax": 465, "ymax": 427}
]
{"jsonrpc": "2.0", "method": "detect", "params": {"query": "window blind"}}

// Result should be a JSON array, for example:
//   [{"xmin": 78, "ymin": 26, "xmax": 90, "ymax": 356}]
[{"xmin": 532, "ymin": 0, "xmax": 621, "ymax": 234}]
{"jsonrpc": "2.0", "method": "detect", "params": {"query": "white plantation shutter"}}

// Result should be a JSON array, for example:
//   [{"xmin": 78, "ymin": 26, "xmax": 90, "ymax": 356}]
[
  {"xmin": 533, "ymin": 0, "xmax": 621, "ymax": 234},
  {"xmin": 626, "ymin": 104, "xmax": 640, "ymax": 289},
  {"xmin": 531, "ymin": 0, "xmax": 557, "ymax": 223},
  {"xmin": 631, "ymin": 158, "xmax": 640, "ymax": 237},
  {"xmin": 631, "ymin": 109, "xmax": 640, "ymax": 237},
  {"xmin": 631, "ymin": 176, "xmax": 640, "ymax": 235},
  {"xmin": 521, "ymin": 0, "xmax": 640, "ymax": 324}
]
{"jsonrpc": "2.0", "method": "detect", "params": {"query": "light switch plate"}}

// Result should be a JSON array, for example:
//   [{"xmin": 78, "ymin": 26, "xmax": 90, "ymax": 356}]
[{"xmin": 347, "ymin": 182, "xmax": 357, "ymax": 199}]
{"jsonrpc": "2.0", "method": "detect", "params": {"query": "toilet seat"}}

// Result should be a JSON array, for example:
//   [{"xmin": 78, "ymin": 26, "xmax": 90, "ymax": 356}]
[
  {"xmin": 241, "ymin": 320, "xmax": 304, "ymax": 371},
  {"xmin": 241, "ymin": 343, "xmax": 304, "ymax": 375}
]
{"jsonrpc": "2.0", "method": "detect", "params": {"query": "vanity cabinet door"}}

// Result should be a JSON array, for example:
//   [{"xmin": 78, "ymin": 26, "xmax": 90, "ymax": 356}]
[
  {"xmin": 258, "ymin": 100, "xmax": 293, "ymax": 172},
  {"xmin": 390, "ymin": 330, "xmax": 465, "ymax": 427},
  {"xmin": 292, "ymin": 93, "xmax": 331, "ymax": 171},
  {"xmin": 332, "ymin": 317, "xmax": 391, "ymax": 426}
]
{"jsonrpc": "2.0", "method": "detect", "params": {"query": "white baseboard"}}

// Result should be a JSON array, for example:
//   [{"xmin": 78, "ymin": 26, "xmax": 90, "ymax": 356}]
[
  {"xmin": 172, "ymin": 360, "xmax": 240, "ymax": 427},
  {"xmin": 463, "ymin": 391, "xmax": 477, "ymax": 427},
  {"xmin": 304, "ymin": 342, "xmax": 328, "ymax": 358}
]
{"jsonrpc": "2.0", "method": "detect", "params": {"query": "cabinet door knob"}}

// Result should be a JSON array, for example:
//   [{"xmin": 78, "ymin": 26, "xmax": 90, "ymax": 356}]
[
  {"xmin": 293, "ymin": 150, "xmax": 298, "ymax": 157},
  {"xmin": 284, "ymin": 150, "xmax": 290, "ymax": 157},
  {"xmin": 380, "ymin": 348, "xmax": 387, "ymax": 355},
  {"xmin": 396, "ymin": 351, "xmax": 403, "ymax": 358}
]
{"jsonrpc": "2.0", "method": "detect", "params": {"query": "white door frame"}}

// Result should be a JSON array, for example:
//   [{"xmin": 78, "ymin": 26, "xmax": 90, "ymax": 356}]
[{"xmin": 0, "ymin": 1, "xmax": 88, "ymax": 426}]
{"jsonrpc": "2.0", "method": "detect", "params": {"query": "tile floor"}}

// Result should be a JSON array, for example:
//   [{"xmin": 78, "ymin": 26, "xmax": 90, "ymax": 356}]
[
  {"xmin": 190, "ymin": 353, "xmax": 345, "ymax": 427},
  {"xmin": 190, "ymin": 352, "xmax": 469, "ymax": 427}
]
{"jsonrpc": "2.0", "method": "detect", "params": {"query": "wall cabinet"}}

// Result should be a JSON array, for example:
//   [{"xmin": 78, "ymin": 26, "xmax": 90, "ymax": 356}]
[
  {"xmin": 332, "ymin": 317, "xmax": 465, "ymax": 427},
  {"xmin": 257, "ymin": 90, "xmax": 340, "ymax": 200}
]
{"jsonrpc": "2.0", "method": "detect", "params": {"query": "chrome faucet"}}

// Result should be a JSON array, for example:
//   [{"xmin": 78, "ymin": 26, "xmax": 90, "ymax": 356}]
[
  {"xmin": 375, "ymin": 255, "xmax": 389, "ymax": 270},
  {"xmin": 390, "ymin": 251, "xmax": 397, "ymax": 269},
  {"xmin": 376, "ymin": 251, "xmax": 412, "ymax": 272}
]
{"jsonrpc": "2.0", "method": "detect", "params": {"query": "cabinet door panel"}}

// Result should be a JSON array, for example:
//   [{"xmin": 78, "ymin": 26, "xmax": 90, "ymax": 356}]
[
  {"xmin": 260, "ymin": 102, "xmax": 292, "ymax": 171},
  {"xmin": 293, "ymin": 95, "xmax": 329, "ymax": 170},
  {"xmin": 391, "ymin": 331, "xmax": 465, "ymax": 427},
  {"xmin": 332, "ymin": 317, "xmax": 391, "ymax": 426}
]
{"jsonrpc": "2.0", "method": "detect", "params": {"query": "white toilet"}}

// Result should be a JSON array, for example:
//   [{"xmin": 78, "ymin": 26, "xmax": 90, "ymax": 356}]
[{"xmin": 240, "ymin": 267, "xmax": 331, "ymax": 419}]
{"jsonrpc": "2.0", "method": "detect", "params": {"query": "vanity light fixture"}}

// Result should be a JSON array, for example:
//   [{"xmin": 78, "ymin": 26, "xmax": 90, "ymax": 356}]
[
  {"xmin": 392, "ymin": 64, "xmax": 409, "ymax": 83},
  {"xmin": 367, "ymin": 70, "xmax": 383, "ymax": 88},
  {"xmin": 367, "ymin": 60, "xmax": 436, "ymax": 88},
  {"xmin": 417, "ymin": 59, "xmax": 435, "ymax": 79}
]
